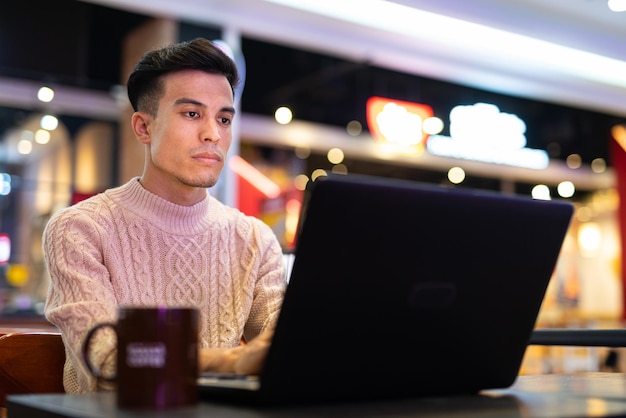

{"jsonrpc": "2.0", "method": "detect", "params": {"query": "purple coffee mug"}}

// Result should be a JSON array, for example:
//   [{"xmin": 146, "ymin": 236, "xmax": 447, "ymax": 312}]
[{"xmin": 82, "ymin": 306, "xmax": 199, "ymax": 409}]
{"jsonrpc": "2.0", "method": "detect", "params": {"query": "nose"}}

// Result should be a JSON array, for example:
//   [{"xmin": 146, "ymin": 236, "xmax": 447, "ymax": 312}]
[{"xmin": 202, "ymin": 120, "xmax": 221, "ymax": 142}]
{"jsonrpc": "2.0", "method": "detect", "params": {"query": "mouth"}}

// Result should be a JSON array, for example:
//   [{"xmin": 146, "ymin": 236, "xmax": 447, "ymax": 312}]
[{"xmin": 192, "ymin": 151, "xmax": 223, "ymax": 164}]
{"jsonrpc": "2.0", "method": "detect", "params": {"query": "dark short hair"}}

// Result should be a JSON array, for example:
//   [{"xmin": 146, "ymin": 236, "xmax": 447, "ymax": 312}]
[{"xmin": 127, "ymin": 37, "xmax": 240, "ymax": 114}]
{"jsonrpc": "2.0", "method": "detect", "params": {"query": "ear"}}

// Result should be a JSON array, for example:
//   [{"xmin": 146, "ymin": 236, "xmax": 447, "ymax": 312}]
[{"xmin": 131, "ymin": 112, "xmax": 152, "ymax": 144}]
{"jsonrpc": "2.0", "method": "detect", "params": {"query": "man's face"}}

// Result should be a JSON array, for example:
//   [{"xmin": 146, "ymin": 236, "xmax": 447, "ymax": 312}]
[{"xmin": 141, "ymin": 69, "xmax": 235, "ymax": 191}]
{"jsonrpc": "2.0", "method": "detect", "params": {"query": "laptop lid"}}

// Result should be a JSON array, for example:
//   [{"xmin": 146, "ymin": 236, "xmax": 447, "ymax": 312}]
[{"xmin": 200, "ymin": 174, "xmax": 574, "ymax": 404}]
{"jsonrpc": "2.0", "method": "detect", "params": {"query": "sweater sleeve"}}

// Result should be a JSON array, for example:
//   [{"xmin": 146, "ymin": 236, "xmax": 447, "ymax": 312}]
[
  {"xmin": 241, "ymin": 219, "xmax": 287, "ymax": 343},
  {"xmin": 42, "ymin": 206, "xmax": 119, "ymax": 393}
]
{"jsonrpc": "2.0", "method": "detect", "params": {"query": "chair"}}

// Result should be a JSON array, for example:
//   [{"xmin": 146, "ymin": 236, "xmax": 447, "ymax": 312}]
[{"xmin": 0, "ymin": 331, "xmax": 65, "ymax": 408}]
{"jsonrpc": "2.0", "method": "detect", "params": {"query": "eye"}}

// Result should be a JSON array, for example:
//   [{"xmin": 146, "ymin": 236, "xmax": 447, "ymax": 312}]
[
  {"xmin": 187, "ymin": 111, "xmax": 200, "ymax": 118},
  {"xmin": 220, "ymin": 117, "xmax": 232, "ymax": 125}
]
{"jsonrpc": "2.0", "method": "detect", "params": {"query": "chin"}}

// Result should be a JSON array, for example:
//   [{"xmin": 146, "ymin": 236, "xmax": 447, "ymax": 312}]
[{"xmin": 180, "ymin": 176, "xmax": 218, "ymax": 189}]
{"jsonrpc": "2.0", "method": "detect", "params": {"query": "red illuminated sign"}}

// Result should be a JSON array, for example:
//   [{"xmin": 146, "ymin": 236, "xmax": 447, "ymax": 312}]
[{"xmin": 366, "ymin": 96, "xmax": 434, "ymax": 148}]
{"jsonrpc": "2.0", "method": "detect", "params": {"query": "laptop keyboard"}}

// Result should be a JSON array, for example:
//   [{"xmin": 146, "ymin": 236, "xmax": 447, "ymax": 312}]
[{"xmin": 197, "ymin": 372, "xmax": 261, "ymax": 390}]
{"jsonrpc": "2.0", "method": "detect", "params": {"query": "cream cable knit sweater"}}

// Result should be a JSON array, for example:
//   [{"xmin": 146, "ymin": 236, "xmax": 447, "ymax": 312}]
[{"xmin": 42, "ymin": 178, "xmax": 286, "ymax": 393}]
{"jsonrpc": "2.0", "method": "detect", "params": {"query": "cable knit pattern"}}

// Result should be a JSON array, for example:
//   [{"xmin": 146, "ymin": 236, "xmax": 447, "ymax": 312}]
[{"xmin": 42, "ymin": 177, "xmax": 286, "ymax": 393}]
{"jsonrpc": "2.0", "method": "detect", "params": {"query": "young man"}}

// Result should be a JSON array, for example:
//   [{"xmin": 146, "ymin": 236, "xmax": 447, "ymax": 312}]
[{"xmin": 43, "ymin": 38, "xmax": 287, "ymax": 393}]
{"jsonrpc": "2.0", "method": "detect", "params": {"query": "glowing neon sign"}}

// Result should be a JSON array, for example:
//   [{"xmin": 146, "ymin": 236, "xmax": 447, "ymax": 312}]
[
  {"xmin": 366, "ymin": 96, "xmax": 434, "ymax": 151},
  {"xmin": 426, "ymin": 103, "xmax": 549, "ymax": 169},
  {"xmin": 366, "ymin": 97, "xmax": 550, "ymax": 169},
  {"xmin": 0, "ymin": 233, "xmax": 10, "ymax": 265}
]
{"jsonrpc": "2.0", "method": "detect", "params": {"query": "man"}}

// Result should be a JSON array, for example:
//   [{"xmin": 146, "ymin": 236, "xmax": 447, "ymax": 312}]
[{"xmin": 43, "ymin": 38, "xmax": 287, "ymax": 393}]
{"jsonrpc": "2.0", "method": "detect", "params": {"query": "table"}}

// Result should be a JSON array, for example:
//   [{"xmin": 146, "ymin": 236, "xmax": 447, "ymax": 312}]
[{"xmin": 7, "ymin": 373, "xmax": 626, "ymax": 417}]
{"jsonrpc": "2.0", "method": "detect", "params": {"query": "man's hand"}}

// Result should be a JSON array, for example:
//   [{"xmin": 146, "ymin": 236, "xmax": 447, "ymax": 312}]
[
  {"xmin": 199, "ymin": 327, "xmax": 274, "ymax": 375},
  {"xmin": 234, "ymin": 327, "xmax": 274, "ymax": 374}
]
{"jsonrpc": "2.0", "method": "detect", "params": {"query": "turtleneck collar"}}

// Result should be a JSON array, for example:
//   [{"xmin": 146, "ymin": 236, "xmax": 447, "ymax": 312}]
[{"xmin": 104, "ymin": 177, "xmax": 220, "ymax": 235}]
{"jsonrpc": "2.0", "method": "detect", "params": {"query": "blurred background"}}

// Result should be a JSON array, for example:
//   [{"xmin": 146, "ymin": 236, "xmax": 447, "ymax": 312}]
[{"xmin": 1, "ymin": 0, "xmax": 626, "ymax": 373}]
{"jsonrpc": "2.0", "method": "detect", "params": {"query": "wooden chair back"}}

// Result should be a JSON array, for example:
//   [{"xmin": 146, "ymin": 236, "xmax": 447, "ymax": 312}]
[{"xmin": 0, "ymin": 331, "xmax": 65, "ymax": 407}]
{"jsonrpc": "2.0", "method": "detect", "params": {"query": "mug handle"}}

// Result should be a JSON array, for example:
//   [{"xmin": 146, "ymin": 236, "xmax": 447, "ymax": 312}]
[{"xmin": 81, "ymin": 322, "xmax": 117, "ymax": 382}]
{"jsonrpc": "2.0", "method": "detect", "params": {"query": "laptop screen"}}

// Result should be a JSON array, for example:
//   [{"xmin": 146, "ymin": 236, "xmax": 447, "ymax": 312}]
[{"xmin": 200, "ymin": 174, "xmax": 574, "ymax": 405}]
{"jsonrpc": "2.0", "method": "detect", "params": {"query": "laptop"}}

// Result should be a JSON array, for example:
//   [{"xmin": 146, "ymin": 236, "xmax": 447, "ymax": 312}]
[{"xmin": 198, "ymin": 173, "xmax": 574, "ymax": 405}]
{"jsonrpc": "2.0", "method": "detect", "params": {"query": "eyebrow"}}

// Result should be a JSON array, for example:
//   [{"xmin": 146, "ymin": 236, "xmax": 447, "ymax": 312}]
[{"xmin": 174, "ymin": 97, "xmax": 236, "ymax": 115}]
